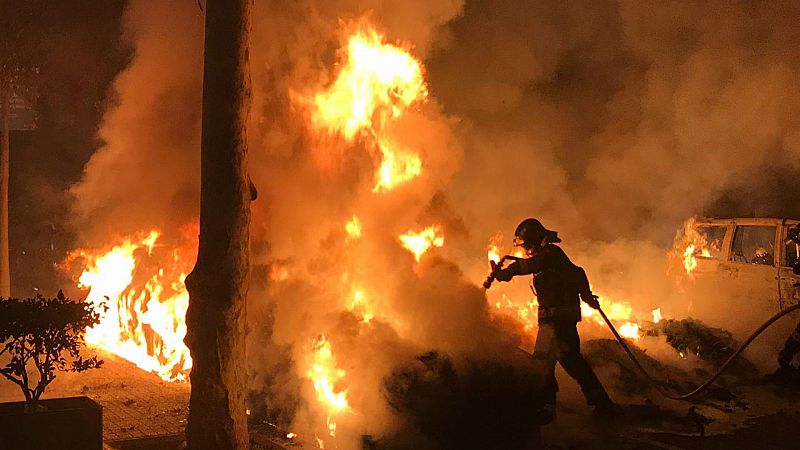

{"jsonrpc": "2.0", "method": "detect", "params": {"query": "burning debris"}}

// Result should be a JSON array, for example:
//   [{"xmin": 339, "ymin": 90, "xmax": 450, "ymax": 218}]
[
  {"xmin": 62, "ymin": 229, "xmax": 195, "ymax": 382},
  {"xmin": 579, "ymin": 316, "xmax": 761, "ymax": 403},
  {"xmin": 644, "ymin": 318, "xmax": 759, "ymax": 382}
]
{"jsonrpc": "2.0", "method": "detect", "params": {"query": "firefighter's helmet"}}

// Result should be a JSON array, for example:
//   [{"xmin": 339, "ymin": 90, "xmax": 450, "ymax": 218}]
[{"xmin": 514, "ymin": 218, "xmax": 561, "ymax": 249}]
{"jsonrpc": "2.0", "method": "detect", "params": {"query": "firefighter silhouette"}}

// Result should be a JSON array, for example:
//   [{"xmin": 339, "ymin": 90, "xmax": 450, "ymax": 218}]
[{"xmin": 493, "ymin": 218, "xmax": 616, "ymax": 423}]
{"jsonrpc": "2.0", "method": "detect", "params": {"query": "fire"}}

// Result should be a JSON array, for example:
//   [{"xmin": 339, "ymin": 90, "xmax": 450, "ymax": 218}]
[
  {"xmin": 399, "ymin": 225, "xmax": 444, "ymax": 261},
  {"xmin": 671, "ymin": 218, "xmax": 713, "ymax": 275},
  {"xmin": 349, "ymin": 289, "xmax": 373, "ymax": 323},
  {"xmin": 345, "ymin": 215, "xmax": 362, "ymax": 240},
  {"xmin": 482, "ymin": 236, "xmax": 649, "ymax": 340},
  {"xmin": 580, "ymin": 296, "xmax": 641, "ymax": 339},
  {"xmin": 487, "ymin": 231, "xmax": 504, "ymax": 264},
  {"xmin": 652, "ymin": 307, "xmax": 662, "ymax": 324},
  {"xmin": 618, "ymin": 322, "xmax": 640, "ymax": 340},
  {"xmin": 72, "ymin": 230, "xmax": 192, "ymax": 382},
  {"xmin": 304, "ymin": 21, "xmax": 428, "ymax": 192},
  {"xmin": 307, "ymin": 336, "xmax": 349, "ymax": 444},
  {"xmin": 488, "ymin": 244, "xmax": 501, "ymax": 265}
]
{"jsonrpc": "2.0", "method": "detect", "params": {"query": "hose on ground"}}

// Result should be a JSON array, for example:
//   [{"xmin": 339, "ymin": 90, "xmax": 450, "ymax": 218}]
[{"xmin": 597, "ymin": 303, "xmax": 800, "ymax": 401}]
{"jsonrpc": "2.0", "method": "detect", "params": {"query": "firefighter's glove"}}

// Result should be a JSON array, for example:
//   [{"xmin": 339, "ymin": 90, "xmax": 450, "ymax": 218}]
[
  {"xmin": 494, "ymin": 269, "xmax": 513, "ymax": 282},
  {"xmin": 583, "ymin": 294, "xmax": 601, "ymax": 310}
]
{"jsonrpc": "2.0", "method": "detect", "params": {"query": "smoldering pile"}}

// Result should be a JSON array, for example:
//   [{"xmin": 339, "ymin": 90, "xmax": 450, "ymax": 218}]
[
  {"xmin": 582, "ymin": 318, "xmax": 758, "ymax": 402},
  {"xmin": 646, "ymin": 318, "xmax": 759, "ymax": 383}
]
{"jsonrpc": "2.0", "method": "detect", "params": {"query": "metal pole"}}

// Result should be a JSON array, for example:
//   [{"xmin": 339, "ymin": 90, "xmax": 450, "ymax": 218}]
[{"xmin": 0, "ymin": 85, "xmax": 11, "ymax": 298}]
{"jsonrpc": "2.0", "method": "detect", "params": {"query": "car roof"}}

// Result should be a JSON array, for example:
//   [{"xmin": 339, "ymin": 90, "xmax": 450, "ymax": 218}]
[{"xmin": 695, "ymin": 217, "xmax": 799, "ymax": 226}]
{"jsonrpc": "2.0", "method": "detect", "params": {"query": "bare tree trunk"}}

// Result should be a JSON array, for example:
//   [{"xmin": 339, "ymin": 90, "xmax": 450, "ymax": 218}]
[
  {"xmin": 184, "ymin": 0, "xmax": 251, "ymax": 449},
  {"xmin": 0, "ymin": 85, "xmax": 11, "ymax": 298}
]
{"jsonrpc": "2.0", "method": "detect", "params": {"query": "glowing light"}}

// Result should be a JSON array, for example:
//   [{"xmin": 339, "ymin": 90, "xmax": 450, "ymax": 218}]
[
  {"xmin": 308, "ymin": 336, "xmax": 349, "ymax": 412},
  {"xmin": 399, "ymin": 225, "xmax": 444, "ymax": 261},
  {"xmin": 306, "ymin": 22, "xmax": 428, "ymax": 192},
  {"xmin": 73, "ymin": 230, "xmax": 192, "ymax": 382},
  {"xmin": 671, "ymin": 218, "xmax": 713, "ymax": 276},
  {"xmin": 270, "ymin": 263, "xmax": 289, "ymax": 282},
  {"xmin": 287, "ymin": 433, "xmax": 297, "ymax": 439},
  {"xmin": 618, "ymin": 322, "xmax": 640, "ymax": 340},
  {"xmin": 652, "ymin": 308, "xmax": 662, "ymax": 324},
  {"xmin": 350, "ymin": 289, "xmax": 373, "ymax": 323},
  {"xmin": 307, "ymin": 336, "xmax": 349, "ymax": 445},
  {"xmin": 345, "ymin": 216, "xmax": 362, "ymax": 240},
  {"xmin": 487, "ymin": 244, "xmax": 501, "ymax": 265}
]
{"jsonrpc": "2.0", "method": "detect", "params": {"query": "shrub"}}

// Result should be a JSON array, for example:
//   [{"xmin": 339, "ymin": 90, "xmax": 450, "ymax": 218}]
[{"xmin": 0, "ymin": 291, "xmax": 103, "ymax": 410}]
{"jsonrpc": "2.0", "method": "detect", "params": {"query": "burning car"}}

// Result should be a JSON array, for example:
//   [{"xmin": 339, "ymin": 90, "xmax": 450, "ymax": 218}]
[{"xmin": 676, "ymin": 218, "xmax": 800, "ymax": 337}]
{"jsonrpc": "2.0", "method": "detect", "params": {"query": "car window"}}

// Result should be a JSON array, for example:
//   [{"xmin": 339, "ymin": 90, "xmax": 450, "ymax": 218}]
[
  {"xmin": 730, "ymin": 226, "xmax": 775, "ymax": 266},
  {"xmin": 786, "ymin": 227, "xmax": 799, "ymax": 268},
  {"xmin": 695, "ymin": 225, "xmax": 727, "ymax": 259}
]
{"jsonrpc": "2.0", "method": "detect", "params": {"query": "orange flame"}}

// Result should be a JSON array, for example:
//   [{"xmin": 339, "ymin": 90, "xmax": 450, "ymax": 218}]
[
  {"xmin": 581, "ymin": 295, "xmax": 642, "ymax": 340},
  {"xmin": 307, "ymin": 336, "xmax": 349, "ymax": 444},
  {"xmin": 652, "ymin": 307, "xmax": 662, "ymax": 324},
  {"xmin": 345, "ymin": 215, "xmax": 362, "ymax": 240},
  {"xmin": 349, "ymin": 288, "xmax": 373, "ymax": 323},
  {"xmin": 670, "ymin": 218, "xmax": 713, "ymax": 276},
  {"xmin": 305, "ymin": 22, "xmax": 428, "ymax": 192},
  {"xmin": 399, "ymin": 225, "xmax": 444, "ymax": 261},
  {"xmin": 72, "ymin": 230, "xmax": 192, "ymax": 382}
]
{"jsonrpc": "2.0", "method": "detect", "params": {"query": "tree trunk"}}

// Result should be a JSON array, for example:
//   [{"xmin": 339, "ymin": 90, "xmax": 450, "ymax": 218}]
[
  {"xmin": 0, "ymin": 85, "xmax": 11, "ymax": 298},
  {"xmin": 184, "ymin": 0, "xmax": 251, "ymax": 449}
]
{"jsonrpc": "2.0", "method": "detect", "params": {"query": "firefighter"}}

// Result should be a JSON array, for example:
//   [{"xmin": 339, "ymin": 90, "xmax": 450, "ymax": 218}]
[{"xmin": 493, "ymin": 218, "xmax": 616, "ymax": 422}]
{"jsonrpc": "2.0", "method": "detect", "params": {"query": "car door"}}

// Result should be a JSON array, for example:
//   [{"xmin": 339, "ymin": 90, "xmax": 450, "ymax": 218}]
[
  {"xmin": 779, "ymin": 221, "xmax": 800, "ymax": 307},
  {"xmin": 718, "ymin": 222, "xmax": 781, "ymax": 311}
]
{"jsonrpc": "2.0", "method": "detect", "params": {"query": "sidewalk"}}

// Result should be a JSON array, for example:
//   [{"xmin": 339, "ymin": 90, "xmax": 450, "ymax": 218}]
[{"xmin": 43, "ymin": 352, "xmax": 190, "ymax": 443}]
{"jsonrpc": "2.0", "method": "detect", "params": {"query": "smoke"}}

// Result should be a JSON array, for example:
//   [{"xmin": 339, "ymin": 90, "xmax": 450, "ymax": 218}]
[
  {"xmin": 68, "ymin": 0, "xmax": 800, "ymax": 447},
  {"xmin": 69, "ymin": 1, "xmax": 204, "ymax": 243},
  {"xmin": 431, "ymin": 0, "xmax": 800, "ymax": 241},
  {"xmin": 431, "ymin": 0, "xmax": 800, "ymax": 346}
]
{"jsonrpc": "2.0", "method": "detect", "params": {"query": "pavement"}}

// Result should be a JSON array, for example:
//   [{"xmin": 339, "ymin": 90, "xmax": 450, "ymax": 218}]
[
  {"xmin": 41, "ymin": 351, "xmax": 190, "ymax": 444},
  {"xmin": 4, "ymin": 348, "xmax": 800, "ymax": 449},
  {"xmin": 539, "ymin": 366, "xmax": 800, "ymax": 449}
]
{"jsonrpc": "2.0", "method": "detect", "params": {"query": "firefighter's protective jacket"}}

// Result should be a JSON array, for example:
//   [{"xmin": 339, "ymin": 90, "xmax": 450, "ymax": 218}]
[{"xmin": 495, "ymin": 244, "xmax": 583, "ymax": 323}]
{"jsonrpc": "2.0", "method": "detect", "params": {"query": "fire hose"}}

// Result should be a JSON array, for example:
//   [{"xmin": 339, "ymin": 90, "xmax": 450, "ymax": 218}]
[
  {"xmin": 598, "ymin": 302, "xmax": 800, "ymax": 401},
  {"xmin": 484, "ymin": 256, "xmax": 800, "ymax": 401}
]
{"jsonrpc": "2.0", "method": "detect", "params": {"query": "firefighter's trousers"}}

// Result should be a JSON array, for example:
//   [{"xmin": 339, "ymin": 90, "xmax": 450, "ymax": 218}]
[{"xmin": 533, "ymin": 320, "xmax": 611, "ymax": 406}]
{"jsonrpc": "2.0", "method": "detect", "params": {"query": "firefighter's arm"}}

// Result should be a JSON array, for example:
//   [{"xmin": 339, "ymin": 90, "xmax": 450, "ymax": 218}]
[
  {"xmin": 494, "ymin": 256, "xmax": 544, "ymax": 282},
  {"xmin": 574, "ymin": 265, "xmax": 600, "ymax": 310}
]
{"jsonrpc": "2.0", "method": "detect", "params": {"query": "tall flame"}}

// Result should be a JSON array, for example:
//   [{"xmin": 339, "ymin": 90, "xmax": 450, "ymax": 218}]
[
  {"xmin": 670, "ymin": 218, "xmax": 713, "ymax": 276},
  {"xmin": 72, "ymin": 230, "xmax": 192, "ymax": 382},
  {"xmin": 307, "ymin": 336, "xmax": 350, "ymax": 445},
  {"xmin": 305, "ymin": 22, "xmax": 428, "ymax": 192}
]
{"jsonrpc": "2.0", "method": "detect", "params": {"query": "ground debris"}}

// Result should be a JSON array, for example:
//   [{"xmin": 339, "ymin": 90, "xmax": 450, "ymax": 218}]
[
  {"xmin": 645, "ymin": 318, "xmax": 759, "ymax": 382},
  {"xmin": 583, "ymin": 336, "xmax": 744, "ymax": 405},
  {"xmin": 381, "ymin": 351, "xmax": 544, "ymax": 450},
  {"xmin": 583, "ymin": 338, "xmax": 697, "ymax": 397}
]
